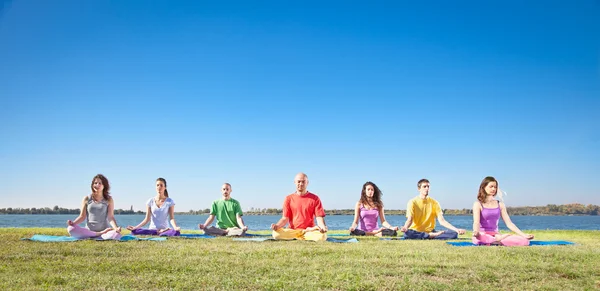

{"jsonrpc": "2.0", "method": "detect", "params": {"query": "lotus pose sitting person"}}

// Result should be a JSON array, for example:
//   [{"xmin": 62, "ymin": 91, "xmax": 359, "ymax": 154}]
[
  {"xmin": 198, "ymin": 183, "xmax": 248, "ymax": 236},
  {"xmin": 127, "ymin": 178, "xmax": 181, "ymax": 236},
  {"xmin": 66, "ymin": 174, "xmax": 122, "ymax": 240},
  {"xmin": 472, "ymin": 176, "xmax": 533, "ymax": 246},
  {"xmin": 400, "ymin": 179, "xmax": 466, "ymax": 239},
  {"xmin": 349, "ymin": 181, "xmax": 399, "ymax": 236},
  {"xmin": 270, "ymin": 173, "xmax": 328, "ymax": 241}
]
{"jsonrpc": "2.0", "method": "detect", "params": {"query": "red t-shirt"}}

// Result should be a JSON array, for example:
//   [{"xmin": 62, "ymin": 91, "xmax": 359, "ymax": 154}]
[{"xmin": 282, "ymin": 192, "xmax": 326, "ymax": 229}]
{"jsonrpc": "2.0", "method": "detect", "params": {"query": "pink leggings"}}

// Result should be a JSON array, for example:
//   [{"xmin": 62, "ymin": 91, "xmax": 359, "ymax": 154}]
[
  {"xmin": 67, "ymin": 225, "xmax": 122, "ymax": 240},
  {"xmin": 472, "ymin": 231, "xmax": 530, "ymax": 246}
]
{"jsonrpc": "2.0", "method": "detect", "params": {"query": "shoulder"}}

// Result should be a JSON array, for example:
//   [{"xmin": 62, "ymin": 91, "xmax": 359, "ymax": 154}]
[
  {"xmin": 82, "ymin": 195, "xmax": 90, "ymax": 202},
  {"xmin": 472, "ymin": 201, "xmax": 481, "ymax": 208},
  {"xmin": 146, "ymin": 197, "xmax": 154, "ymax": 204},
  {"xmin": 166, "ymin": 197, "xmax": 175, "ymax": 204},
  {"xmin": 230, "ymin": 198, "xmax": 240, "ymax": 204},
  {"xmin": 307, "ymin": 192, "xmax": 321, "ymax": 200},
  {"xmin": 355, "ymin": 201, "xmax": 361, "ymax": 208},
  {"xmin": 498, "ymin": 201, "xmax": 506, "ymax": 209}
]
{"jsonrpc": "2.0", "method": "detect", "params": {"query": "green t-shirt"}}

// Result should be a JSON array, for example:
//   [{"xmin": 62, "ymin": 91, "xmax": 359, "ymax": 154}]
[{"xmin": 211, "ymin": 198, "xmax": 243, "ymax": 229}]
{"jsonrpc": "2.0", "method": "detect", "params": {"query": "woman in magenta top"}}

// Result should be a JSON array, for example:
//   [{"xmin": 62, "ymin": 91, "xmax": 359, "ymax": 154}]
[
  {"xmin": 472, "ymin": 176, "xmax": 533, "ymax": 246},
  {"xmin": 349, "ymin": 181, "xmax": 398, "ymax": 236}
]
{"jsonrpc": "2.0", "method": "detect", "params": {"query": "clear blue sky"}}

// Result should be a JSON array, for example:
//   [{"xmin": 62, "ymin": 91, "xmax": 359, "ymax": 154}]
[{"xmin": 1, "ymin": 1, "xmax": 599, "ymax": 212}]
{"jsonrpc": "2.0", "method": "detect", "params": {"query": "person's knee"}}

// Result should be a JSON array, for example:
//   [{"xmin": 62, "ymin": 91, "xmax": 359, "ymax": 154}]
[
  {"xmin": 446, "ymin": 230, "xmax": 458, "ymax": 239},
  {"xmin": 272, "ymin": 229, "xmax": 282, "ymax": 239}
]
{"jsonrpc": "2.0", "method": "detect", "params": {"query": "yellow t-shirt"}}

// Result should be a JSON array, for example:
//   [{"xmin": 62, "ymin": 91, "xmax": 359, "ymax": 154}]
[{"xmin": 406, "ymin": 196, "xmax": 442, "ymax": 232}]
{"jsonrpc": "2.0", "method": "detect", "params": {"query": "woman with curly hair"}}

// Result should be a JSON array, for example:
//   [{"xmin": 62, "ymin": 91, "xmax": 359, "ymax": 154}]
[{"xmin": 349, "ymin": 181, "xmax": 398, "ymax": 236}]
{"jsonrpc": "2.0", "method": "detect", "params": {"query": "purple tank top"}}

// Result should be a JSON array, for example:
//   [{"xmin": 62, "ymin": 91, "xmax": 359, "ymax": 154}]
[
  {"xmin": 359, "ymin": 205, "xmax": 379, "ymax": 232},
  {"xmin": 479, "ymin": 201, "xmax": 500, "ymax": 232}
]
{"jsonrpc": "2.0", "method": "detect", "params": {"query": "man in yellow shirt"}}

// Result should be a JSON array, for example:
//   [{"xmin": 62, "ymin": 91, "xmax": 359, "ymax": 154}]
[{"xmin": 400, "ymin": 179, "xmax": 466, "ymax": 239}]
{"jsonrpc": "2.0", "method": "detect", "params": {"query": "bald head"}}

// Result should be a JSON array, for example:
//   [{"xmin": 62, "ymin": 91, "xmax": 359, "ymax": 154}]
[{"xmin": 294, "ymin": 172, "xmax": 309, "ymax": 195}]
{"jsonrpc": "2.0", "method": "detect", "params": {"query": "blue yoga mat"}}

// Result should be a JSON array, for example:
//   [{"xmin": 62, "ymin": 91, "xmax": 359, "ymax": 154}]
[
  {"xmin": 380, "ymin": 237, "xmax": 405, "ymax": 241},
  {"xmin": 243, "ymin": 233, "xmax": 273, "ymax": 237},
  {"xmin": 326, "ymin": 237, "xmax": 358, "ymax": 243},
  {"xmin": 23, "ymin": 234, "xmax": 166, "ymax": 242},
  {"xmin": 447, "ymin": 240, "xmax": 576, "ymax": 247},
  {"xmin": 179, "ymin": 234, "xmax": 215, "ymax": 239}
]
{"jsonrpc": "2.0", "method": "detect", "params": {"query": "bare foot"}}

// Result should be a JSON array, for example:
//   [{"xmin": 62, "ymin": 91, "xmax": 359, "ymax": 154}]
[{"xmin": 428, "ymin": 231, "xmax": 444, "ymax": 238}]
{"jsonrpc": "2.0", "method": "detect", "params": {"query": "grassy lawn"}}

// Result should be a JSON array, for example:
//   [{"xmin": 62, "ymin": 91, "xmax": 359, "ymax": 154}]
[{"xmin": 1, "ymin": 228, "xmax": 599, "ymax": 290}]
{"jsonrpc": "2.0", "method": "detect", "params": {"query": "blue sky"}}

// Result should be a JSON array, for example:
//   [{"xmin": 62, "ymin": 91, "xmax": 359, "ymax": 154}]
[{"xmin": 1, "ymin": 1, "xmax": 599, "ymax": 212}]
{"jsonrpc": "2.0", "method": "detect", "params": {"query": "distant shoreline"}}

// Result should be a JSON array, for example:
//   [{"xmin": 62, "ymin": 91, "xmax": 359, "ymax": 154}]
[{"xmin": 1, "ymin": 203, "xmax": 598, "ymax": 216}]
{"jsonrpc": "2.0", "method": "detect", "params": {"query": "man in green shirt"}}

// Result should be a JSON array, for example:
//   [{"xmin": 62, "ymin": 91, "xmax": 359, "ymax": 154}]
[{"xmin": 199, "ymin": 183, "xmax": 248, "ymax": 236}]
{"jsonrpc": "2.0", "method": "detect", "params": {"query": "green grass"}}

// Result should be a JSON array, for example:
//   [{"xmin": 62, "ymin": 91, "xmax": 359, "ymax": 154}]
[{"xmin": 1, "ymin": 229, "xmax": 599, "ymax": 290}]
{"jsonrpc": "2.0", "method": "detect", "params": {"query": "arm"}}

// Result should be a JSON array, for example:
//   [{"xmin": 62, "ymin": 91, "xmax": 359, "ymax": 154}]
[
  {"xmin": 106, "ymin": 197, "xmax": 121, "ymax": 232},
  {"xmin": 500, "ymin": 202, "xmax": 533, "ymax": 239},
  {"xmin": 349, "ymin": 202, "xmax": 360, "ymax": 231},
  {"xmin": 127, "ymin": 205, "xmax": 151, "ymax": 230},
  {"xmin": 379, "ymin": 207, "xmax": 398, "ymax": 230},
  {"xmin": 198, "ymin": 215, "xmax": 215, "ymax": 229},
  {"xmin": 236, "ymin": 214, "xmax": 248, "ymax": 231},
  {"xmin": 400, "ymin": 217, "xmax": 412, "ymax": 232},
  {"xmin": 472, "ymin": 201, "xmax": 482, "ymax": 236},
  {"xmin": 315, "ymin": 216, "xmax": 328, "ymax": 233},
  {"xmin": 67, "ymin": 196, "xmax": 89, "ymax": 226},
  {"xmin": 168, "ymin": 205, "xmax": 180, "ymax": 231},
  {"xmin": 270, "ymin": 216, "xmax": 289, "ymax": 230},
  {"xmin": 437, "ymin": 212, "xmax": 466, "ymax": 234}
]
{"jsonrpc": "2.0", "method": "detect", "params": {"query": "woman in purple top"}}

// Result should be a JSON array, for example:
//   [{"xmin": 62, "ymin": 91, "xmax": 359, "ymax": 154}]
[
  {"xmin": 472, "ymin": 176, "xmax": 533, "ymax": 246},
  {"xmin": 349, "ymin": 181, "xmax": 399, "ymax": 236}
]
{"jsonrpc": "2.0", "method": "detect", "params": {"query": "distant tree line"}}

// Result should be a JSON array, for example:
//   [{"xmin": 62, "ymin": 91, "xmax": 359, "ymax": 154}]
[
  {"xmin": 0, "ymin": 206, "xmax": 144, "ymax": 215},
  {"xmin": 1, "ymin": 203, "xmax": 598, "ymax": 216}
]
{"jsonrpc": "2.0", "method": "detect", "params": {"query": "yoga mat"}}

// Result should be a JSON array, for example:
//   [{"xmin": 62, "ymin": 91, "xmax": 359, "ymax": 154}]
[
  {"xmin": 22, "ymin": 234, "xmax": 166, "ymax": 242},
  {"xmin": 446, "ymin": 240, "xmax": 576, "ymax": 247},
  {"xmin": 326, "ymin": 237, "xmax": 358, "ymax": 243},
  {"xmin": 179, "ymin": 234, "xmax": 216, "ymax": 239}
]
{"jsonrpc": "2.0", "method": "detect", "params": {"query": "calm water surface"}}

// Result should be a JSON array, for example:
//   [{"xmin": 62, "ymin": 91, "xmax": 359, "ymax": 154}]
[{"xmin": 1, "ymin": 214, "xmax": 598, "ymax": 231}]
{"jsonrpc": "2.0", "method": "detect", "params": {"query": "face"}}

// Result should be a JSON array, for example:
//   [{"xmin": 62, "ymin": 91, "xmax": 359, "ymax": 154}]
[
  {"xmin": 418, "ymin": 182, "xmax": 430, "ymax": 197},
  {"xmin": 294, "ymin": 174, "xmax": 308, "ymax": 193},
  {"xmin": 221, "ymin": 184, "xmax": 232, "ymax": 199},
  {"xmin": 485, "ymin": 181, "xmax": 497, "ymax": 196},
  {"xmin": 365, "ymin": 184, "xmax": 375, "ymax": 198},
  {"xmin": 156, "ymin": 180, "xmax": 166, "ymax": 195},
  {"xmin": 92, "ymin": 178, "xmax": 104, "ymax": 193}
]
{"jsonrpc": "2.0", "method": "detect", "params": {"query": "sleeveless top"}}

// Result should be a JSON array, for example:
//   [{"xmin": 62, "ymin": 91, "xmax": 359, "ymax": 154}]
[
  {"xmin": 86, "ymin": 195, "xmax": 110, "ymax": 232},
  {"xmin": 359, "ymin": 204, "xmax": 379, "ymax": 232},
  {"xmin": 479, "ymin": 201, "xmax": 500, "ymax": 232}
]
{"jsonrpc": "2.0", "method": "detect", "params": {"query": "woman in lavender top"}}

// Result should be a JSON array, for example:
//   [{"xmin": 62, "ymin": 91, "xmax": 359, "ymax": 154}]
[
  {"xmin": 66, "ymin": 174, "xmax": 122, "ymax": 240},
  {"xmin": 472, "ymin": 176, "xmax": 533, "ymax": 246},
  {"xmin": 127, "ymin": 178, "xmax": 181, "ymax": 236},
  {"xmin": 349, "ymin": 181, "xmax": 399, "ymax": 236}
]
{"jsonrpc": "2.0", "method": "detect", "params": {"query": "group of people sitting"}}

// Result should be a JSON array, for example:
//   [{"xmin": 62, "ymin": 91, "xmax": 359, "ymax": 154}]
[{"xmin": 67, "ymin": 173, "xmax": 534, "ymax": 246}]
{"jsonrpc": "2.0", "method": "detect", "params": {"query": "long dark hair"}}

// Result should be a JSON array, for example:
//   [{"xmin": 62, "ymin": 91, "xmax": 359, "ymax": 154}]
[
  {"xmin": 478, "ymin": 176, "xmax": 498, "ymax": 202},
  {"xmin": 90, "ymin": 174, "xmax": 111, "ymax": 201},
  {"xmin": 360, "ymin": 181, "xmax": 383, "ymax": 209},
  {"xmin": 157, "ymin": 177, "xmax": 169, "ymax": 197}
]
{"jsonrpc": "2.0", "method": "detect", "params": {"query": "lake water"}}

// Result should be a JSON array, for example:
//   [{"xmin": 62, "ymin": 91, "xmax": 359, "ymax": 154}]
[{"xmin": 0, "ymin": 214, "xmax": 598, "ymax": 231}]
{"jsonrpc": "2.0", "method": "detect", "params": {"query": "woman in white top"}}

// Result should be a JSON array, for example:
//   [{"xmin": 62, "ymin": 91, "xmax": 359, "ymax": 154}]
[{"xmin": 127, "ymin": 178, "xmax": 181, "ymax": 236}]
